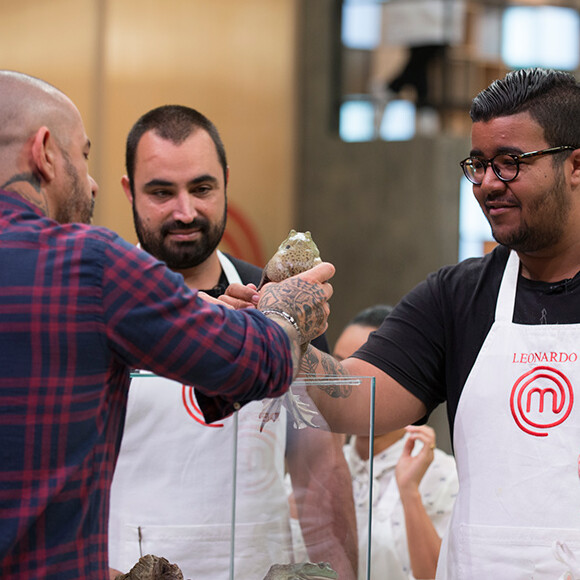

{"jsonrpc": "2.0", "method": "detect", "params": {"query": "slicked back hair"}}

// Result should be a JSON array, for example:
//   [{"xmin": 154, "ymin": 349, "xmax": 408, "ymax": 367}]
[
  {"xmin": 125, "ymin": 105, "xmax": 227, "ymax": 192},
  {"xmin": 470, "ymin": 67, "xmax": 580, "ymax": 149}
]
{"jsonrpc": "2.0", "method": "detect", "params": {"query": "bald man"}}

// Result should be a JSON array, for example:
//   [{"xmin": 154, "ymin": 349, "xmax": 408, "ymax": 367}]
[
  {"xmin": 0, "ymin": 72, "xmax": 97, "ymax": 223},
  {"xmin": 0, "ymin": 71, "xmax": 334, "ymax": 580}
]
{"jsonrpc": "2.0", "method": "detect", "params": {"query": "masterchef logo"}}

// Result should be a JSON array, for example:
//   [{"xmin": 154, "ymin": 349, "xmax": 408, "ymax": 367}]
[
  {"xmin": 510, "ymin": 366, "xmax": 574, "ymax": 437},
  {"xmin": 181, "ymin": 384, "xmax": 224, "ymax": 428}
]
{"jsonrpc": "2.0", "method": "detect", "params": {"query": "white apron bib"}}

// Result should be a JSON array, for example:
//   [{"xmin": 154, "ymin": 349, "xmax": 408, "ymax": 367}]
[{"xmin": 437, "ymin": 251, "xmax": 580, "ymax": 579}]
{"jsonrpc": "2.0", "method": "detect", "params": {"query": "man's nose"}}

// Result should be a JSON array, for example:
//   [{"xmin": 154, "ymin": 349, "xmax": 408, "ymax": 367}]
[
  {"xmin": 479, "ymin": 163, "xmax": 506, "ymax": 191},
  {"xmin": 173, "ymin": 192, "xmax": 198, "ymax": 223},
  {"xmin": 90, "ymin": 175, "xmax": 99, "ymax": 198}
]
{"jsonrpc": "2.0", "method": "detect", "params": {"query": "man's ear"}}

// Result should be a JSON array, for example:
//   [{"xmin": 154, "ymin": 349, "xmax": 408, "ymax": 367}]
[
  {"xmin": 570, "ymin": 148, "xmax": 580, "ymax": 187},
  {"xmin": 121, "ymin": 175, "xmax": 133, "ymax": 203},
  {"xmin": 225, "ymin": 166, "xmax": 230, "ymax": 188},
  {"xmin": 30, "ymin": 127, "xmax": 57, "ymax": 182}
]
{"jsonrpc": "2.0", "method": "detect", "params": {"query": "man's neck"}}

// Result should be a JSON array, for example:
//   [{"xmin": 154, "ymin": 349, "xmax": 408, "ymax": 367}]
[
  {"xmin": 517, "ymin": 205, "xmax": 580, "ymax": 282},
  {"xmin": 1, "ymin": 177, "xmax": 49, "ymax": 218},
  {"xmin": 518, "ymin": 240, "xmax": 580, "ymax": 283},
  {"xmin": 177, "ymin": 251, "xmax": 223, "ymax": 291}
]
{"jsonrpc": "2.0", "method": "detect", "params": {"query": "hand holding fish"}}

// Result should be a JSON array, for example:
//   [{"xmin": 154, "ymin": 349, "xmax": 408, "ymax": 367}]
[
  {"xmin": 258, "ymin": 262, "xmax": 334, "ymax": 345},
  {"xmin": 256, "ymin": 230, "xmax": 332, "ymax": 431},
  {"xmin": 258, "ymin": 230, "xmax": 332, "ymax": 345}
]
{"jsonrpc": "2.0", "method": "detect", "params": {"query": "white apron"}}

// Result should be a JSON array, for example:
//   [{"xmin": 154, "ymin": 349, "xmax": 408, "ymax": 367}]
[
  {"xmin": 436, "ymin": 250, "xmax": 580, "ymax": 579},
  {"xmin": 109, "ymin": 252, "xmax": 292, "ymax": 579}
]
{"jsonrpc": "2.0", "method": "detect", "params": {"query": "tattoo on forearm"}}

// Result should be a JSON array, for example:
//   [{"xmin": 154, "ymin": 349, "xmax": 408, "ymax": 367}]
[
  {"xmin": 320, "ymin": 383, "xmax": 353, "ymax": 398},
  {"xmin": 299, "ymin": 345, "xmax": 321, "ymax": 375},
  {"xmin": 299, "ymin": 346, "xmax": 352, "ymax": 399},
  {"xmin": 260, "ymin": 277, "xmax": 326, "ymax": 342}
]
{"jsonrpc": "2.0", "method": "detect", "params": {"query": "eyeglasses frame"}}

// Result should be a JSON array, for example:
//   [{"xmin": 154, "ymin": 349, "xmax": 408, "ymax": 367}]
[{"xmin": 460, "ymin": 145, "xmax": 576, "ymax": 185}]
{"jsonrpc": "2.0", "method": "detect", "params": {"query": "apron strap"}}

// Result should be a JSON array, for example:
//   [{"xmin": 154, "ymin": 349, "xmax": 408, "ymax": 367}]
[
  {"xmin": 217, "ymin": 250, "xmax": 243, "ymax": 285},
  {"xmin": 494, "ymin": 250, "xmax": 519, "ymax": 322}
]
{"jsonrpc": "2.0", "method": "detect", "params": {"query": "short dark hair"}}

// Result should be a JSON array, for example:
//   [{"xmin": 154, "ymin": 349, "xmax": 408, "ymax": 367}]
[
  {"xmin": 470, "ymin": 67, "xmax": 580, "ymax": 149},
  {"xmin": 350, "ymin": 304, "xmax": 393, "ymax": 329},
  {"xmin": 125, "ymin": 105, "xmax": 228, "ymax": 192}
]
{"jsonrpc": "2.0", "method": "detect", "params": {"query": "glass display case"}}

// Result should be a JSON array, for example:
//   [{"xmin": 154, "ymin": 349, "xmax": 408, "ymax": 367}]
[{"xmin": 122, "ymin": 373, "xmax": 378, "ymax": 580}]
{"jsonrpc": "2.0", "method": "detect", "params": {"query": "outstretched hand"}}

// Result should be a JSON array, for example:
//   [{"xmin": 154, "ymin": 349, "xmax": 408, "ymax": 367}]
[
  {"xmin": 218, "ymin": 283, "xmax": 260, "ymax": 310},
  {"xmin": 197, "ymin": 290, "xmax": 235, "ymax": 308},
  {"xmin": 258, "ymin": 261, "xmax": 335, "ymax": 344}
]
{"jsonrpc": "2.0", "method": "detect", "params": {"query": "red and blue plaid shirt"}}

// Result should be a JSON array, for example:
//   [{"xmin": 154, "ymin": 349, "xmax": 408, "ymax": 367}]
[{"xmin": 0, "ymin": 190, "xmax": 293, "ymax": 579}]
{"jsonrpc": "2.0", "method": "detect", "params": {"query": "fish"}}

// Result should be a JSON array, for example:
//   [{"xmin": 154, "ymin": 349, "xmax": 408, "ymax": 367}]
[
  {"xmin": 263, "ymin": 561, "xmax": 338, "ymax": 580},
  {"xmin": 258, "ymin": 230, "xmax": 322, "ymax": 290},
  {"xmin": 258, "ymin": 229, "xmax": 322, "ymax": 351},
  {"xmin": 112, "ymin": 554, "xmax": 183, "ymax": 580},
  {"xmin": 258, "ymin": 230, "xmax": 323, "ymax": 432}
]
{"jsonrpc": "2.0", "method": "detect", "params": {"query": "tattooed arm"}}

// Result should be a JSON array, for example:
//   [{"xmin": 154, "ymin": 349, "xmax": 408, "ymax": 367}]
[
  {"xmin": 299, "ymin": 345, "xmax": 427, "ymax": 436},
  {"xmin": 225, "ymin": 263, "xmax": 425, "ymax": 435},
  {"xmin": 258, "ymin": 262, "xmax": 334, "ymax": 378}
]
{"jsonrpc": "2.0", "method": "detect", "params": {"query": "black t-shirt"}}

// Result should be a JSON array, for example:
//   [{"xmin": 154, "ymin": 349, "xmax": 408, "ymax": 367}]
[{"xmin": 354, "ymin": 244, "xmax": 580, "ymax": 440}]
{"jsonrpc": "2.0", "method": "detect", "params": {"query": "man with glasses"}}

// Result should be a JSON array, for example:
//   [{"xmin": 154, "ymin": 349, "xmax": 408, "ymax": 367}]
[{"xmin": 256, "ymin": 67, "xmax": 579, "ymax": 578}]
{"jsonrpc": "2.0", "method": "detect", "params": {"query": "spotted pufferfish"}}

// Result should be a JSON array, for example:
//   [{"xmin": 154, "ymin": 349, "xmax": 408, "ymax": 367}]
[
  {"xmin": 257, "ymin": 229, "xmax": 322, "ymax": 290},
  {"xmin": 258, "ymin": 230, "xmax": 323, "ymax": 432}
]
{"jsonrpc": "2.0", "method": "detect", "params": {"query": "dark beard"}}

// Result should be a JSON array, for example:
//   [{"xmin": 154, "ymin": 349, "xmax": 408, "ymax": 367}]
[
  {"xmin": 56, "ymin": 150, "xmax": 94, "ymax": 224},
  {"xmin": 132, "ymin": 202, "xmax": 227, "ymax": 270},
  {"xmin": 491, "ymin": 169, "xmax": 570, "ymax": 253}
]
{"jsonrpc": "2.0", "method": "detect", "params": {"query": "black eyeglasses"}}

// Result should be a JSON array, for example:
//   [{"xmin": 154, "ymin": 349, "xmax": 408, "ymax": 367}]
[{"xmin": 460, "ymin": 146, "xmax": 576, "ymax": 185}]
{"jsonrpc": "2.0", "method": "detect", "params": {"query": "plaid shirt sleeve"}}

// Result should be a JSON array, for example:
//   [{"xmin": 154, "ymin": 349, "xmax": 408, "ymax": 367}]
[{"xmin": 100, "ymin": 235, "xmax": 294, "ymax": 413}]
